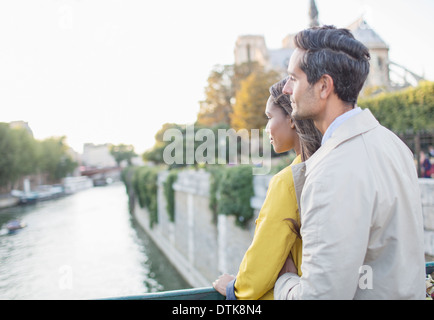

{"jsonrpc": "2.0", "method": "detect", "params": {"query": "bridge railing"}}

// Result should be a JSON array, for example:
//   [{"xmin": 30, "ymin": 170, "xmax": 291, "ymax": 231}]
[
  {"xmin": 103, "ymin": 286, "xmax": 224, "ymax": 300},
  {"xmin": 102, "ymin": 262, "xmax": 434, "ymax": 300}
]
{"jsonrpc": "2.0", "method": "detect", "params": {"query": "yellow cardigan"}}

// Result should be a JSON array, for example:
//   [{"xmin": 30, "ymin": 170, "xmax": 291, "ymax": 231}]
[{"xmin": 233, "ymin": 155, "xmax": 303, "ymax": 300}]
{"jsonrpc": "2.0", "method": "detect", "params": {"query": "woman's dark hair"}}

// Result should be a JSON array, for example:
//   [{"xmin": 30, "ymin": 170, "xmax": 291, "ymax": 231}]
[
  {"xmin": 269, "ymin": 78, "xmax": 322, "ymax": 238},
  {"xmin": 294, "ymin": 25, "xmax": 371, "ymax": 106}
]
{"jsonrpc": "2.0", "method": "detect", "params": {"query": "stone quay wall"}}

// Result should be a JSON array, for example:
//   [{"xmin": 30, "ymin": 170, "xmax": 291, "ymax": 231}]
[{"xmin": 132, "ymin": 169, "xmax": 434, "ymax": 288}]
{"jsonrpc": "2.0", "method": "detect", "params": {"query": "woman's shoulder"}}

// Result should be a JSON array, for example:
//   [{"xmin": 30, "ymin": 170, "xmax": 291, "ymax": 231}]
[
  {"xmin": 270, "ymin": 155, "xmax": 301, "ymax": 188},
  {"xmin": 274, "ymin": 165, "xmax": 293, "ymax": 181}
]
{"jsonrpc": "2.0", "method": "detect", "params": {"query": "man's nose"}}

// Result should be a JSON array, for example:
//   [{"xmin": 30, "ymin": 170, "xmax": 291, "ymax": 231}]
[{"xmin": 282, "ymin": 79, "xmax": 292, "ymax": 95}]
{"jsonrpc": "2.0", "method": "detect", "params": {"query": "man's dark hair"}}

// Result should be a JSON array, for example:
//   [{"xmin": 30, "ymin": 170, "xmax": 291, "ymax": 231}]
[{"xmin": 294, "ymin": 25, "xmax": 371, "ymax": 105}]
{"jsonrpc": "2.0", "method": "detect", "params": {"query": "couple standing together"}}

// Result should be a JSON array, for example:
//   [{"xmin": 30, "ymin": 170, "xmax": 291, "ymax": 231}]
[{"xmin": 212, "ymin": 25, "xmax": 426, "ymax": 299}]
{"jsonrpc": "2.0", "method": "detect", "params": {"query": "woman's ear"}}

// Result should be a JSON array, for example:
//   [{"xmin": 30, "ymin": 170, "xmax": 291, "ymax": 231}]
[
  {"xmin": 319, "ymin": 74, "xmax": 334, "ymax": 99},
  {"xmin": 287, "ymin": 116, "xmax": 296, "ymax": 129}
]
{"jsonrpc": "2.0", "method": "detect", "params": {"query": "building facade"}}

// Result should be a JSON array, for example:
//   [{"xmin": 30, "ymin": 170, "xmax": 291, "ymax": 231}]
[
  {"xmin": 234, "ymin": 1, "xmax": 423, "ymax": 93},
  {"xmin": 82, "ymin": 143, "xmax": 117, "ymax": 168}
]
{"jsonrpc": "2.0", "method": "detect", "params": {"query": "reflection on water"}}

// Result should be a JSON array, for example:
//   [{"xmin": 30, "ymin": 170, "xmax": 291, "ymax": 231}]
[{"xmin": 0, "ymin": 182, "xmax": 189, "ymax": 300}]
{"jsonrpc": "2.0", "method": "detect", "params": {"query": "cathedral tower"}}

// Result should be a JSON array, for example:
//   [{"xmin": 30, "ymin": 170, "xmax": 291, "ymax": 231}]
[{"xmin": 309, "ymin": 0, "xmax": 319, "ymax": 27}]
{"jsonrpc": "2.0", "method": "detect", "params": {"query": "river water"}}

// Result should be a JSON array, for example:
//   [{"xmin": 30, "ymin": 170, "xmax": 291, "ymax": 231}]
[{"xmin": 0, "ymin": 182, "xmax": 190, "ymax": 300}]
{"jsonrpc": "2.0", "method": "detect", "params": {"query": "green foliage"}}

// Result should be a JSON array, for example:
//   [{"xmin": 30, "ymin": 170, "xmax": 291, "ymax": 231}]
[
  {"xmin": 163, "ymin": 169, "xmax": 178, "ymax": 222},
  {"xmin": 143, "ymin": 62, "xmax": 286, "ymax": 167},
  {"xmin": 36, "ymin": 137, "xmax": 77, "ymax": 183},
  {"xmin": 359, "ymin": 81, "xmax": 434, "ymax": 133},
  {"xmin": 143, "ymin": 122, "xmax": 236, "ymax": 167},
  {"xmin": 207, "ymin": 165, "xmax": 225, "ymax": 223},
  {"xmin": 122, "ymin": 164, "xmax": 256, "ymax": 229},
  {"xmin": 142, "ymin": 123, "xmax": 183, "ymax": 164},
  {"xmin": 0, "ymin": 124, "xmax": 77, "ymax": 189},
  {"xmin": 132, "ymin": 166, "xmax": 161, "ymax": 228},
  {"xmin": 121, "ymin": 166, "xmax": 138, "ymax": 195},
  {"xmin": 110, "ymin": 144, "xmax": 137, "ymax": 166},
  {"xmin": 209, "ymin": 165, "xmax": 254, "ymax": 228},
  {"xmin": 121, "ymin": 166, "xmax": 139, "ymax": 213},
  {"xmin": 0, "ymin": 123, "xmax": 36, "ymax": 187}
]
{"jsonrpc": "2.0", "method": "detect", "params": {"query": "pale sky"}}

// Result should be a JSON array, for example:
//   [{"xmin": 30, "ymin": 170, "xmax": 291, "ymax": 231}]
[{"xmin": 1, "ymin": 0, "xmax": 433, "ymax": 154}]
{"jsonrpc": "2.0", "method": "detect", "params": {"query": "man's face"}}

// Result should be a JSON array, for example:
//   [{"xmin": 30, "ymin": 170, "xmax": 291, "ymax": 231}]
[{"xmin": 282, "ymin": 48, "xmax": 321, "ymax": 121}]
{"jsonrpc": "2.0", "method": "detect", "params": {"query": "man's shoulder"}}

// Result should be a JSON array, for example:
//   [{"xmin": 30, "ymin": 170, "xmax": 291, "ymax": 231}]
[{"xmin": 307, "ymin": 133, "xmax": 368, "ymax": 172}]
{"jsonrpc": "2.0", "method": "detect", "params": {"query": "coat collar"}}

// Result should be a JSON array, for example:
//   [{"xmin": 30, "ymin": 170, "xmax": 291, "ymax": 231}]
[
  {"xmin": 305, "ymin": 108, "xmax": 379, "ymax": 176},
  {"xmin": 291, "ymin": 108, "xmax": 379, "ymax": 213},
  {"xmin": 291, "ymin": 162, "xmax": 307, "ymax": 213}
]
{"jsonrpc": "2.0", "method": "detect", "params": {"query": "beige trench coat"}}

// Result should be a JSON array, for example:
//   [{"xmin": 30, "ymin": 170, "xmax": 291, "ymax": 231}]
[{"xmin": 275, "ymin": 109, "xmax": 426, "ymax": 299}]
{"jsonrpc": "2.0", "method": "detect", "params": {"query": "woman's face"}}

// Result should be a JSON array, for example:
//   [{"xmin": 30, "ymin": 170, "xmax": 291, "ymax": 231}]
[{"xmin": 265, "ymin": 96, "xmax": 298, "ymax": 154}]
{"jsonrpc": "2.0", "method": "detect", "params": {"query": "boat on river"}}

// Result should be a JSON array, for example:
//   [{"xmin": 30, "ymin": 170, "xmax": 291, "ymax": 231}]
[
  {"xmin": 11, "ymin": 185, "xmax": 64, "ymax": 204},
  {"xmin": 5, "ymin": 219, "xmax": 27, "ymax": 232},
  {"xmin": 10, "ymin": 189, "xmax": 38, "ymax": 204},
  {"xmin": 34, "ymin": 185, "xmax": 64, "ymax": 201},
  {"xmin": 10, "ymin": 177, "xmax": 93, "ymax": 205}
]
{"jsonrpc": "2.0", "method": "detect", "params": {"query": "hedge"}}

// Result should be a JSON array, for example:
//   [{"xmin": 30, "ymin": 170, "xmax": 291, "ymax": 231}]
[
  {"xmin": 208, "ymin": 165, "xmax": 254, "ymax": 228},
  {"xmin": 359, "ymin": 81, "xmax": 434, "ymax": 133},
  {"xmin": 163, "ymin": 169, "xmax": 179, "ymax": 222},
  {"xmin": 123, "ymin": 164, "xmax": 256, "ymax": 229},
  {"xmin": 132, "ymin": 166, "xmax": 161, "ymax": 228}
]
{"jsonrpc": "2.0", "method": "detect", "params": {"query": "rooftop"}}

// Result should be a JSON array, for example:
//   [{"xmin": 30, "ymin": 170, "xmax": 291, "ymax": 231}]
[{"xmin": 347, "ymin": 17, "xmax": 389, "ymax": 49}]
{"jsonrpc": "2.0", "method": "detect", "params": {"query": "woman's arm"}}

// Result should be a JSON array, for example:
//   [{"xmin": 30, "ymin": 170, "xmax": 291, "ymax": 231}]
[{"xmin": 228, "ymin": 173, "xmax": 300, "ymax": 299}]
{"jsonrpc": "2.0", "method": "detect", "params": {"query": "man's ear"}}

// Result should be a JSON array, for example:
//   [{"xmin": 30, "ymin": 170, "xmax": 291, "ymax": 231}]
[{"xmin": 319, "ymin": 74, "xmax": 334, "ymax": 99}]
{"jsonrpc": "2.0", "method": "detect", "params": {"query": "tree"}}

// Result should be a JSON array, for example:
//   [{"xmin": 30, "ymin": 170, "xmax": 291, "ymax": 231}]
[
  {"xmin": 0, "ymin": 126, "xmax": 77, "ymax": 189},
  {"xmin": 231, "ymin": 69, "xmax": 281, "ymax": 131},
  {"xmin": 36, "ymin": 136, "xmax": 77, "ymax": 183},
  {"xmin": 196, "ymin": 62, "xmax": 264, "ymax": 128},
  {"xmin": 142, "ymin": 123, "xmax": 183, "ymax": 164},
  {"xmin": 110, "ymin": 143, "xmax": 137, "ymax": 166},
  {"xmin": 196, "ymin": 65, "xmax": 234, "ymax": 127},
  {"xmin": 0, "ymin": 123, "xmax": 37, "ymax": 188}
]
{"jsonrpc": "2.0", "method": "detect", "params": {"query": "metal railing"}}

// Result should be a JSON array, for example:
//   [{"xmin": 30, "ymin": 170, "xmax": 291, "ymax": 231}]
[
  {"xmin": 103, "ymin": 286, "xmax": 224, "ymax": 300},
  {"xmin": 102, "ymin": 262, "xmax": 434, "ymax": 300}
]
